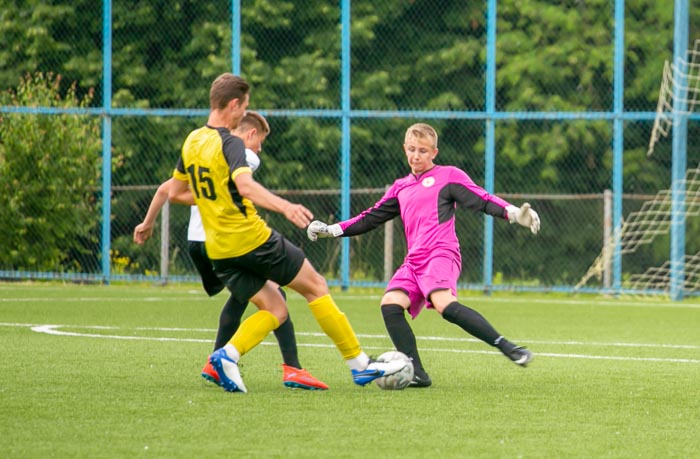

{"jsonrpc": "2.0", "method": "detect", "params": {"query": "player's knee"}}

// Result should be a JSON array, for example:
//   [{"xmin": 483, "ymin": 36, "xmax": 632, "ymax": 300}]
[
  {"xmin": 266, "ymin": 298, "xmax": 288, "ymax": 325},
  {"xmin": 288, "ymin": 261, "xmax": 329, "ymax": 299},
  {"xmin": 381, "ymin": 290, "xmax": 409, "ymax": 307},
  {"xmin": 307, "ymin": 270, "xmax": 329, "ymax": 296},
  {"xmin": 428, "ymin": 289, "xmax": 455, "ymax": 313}
]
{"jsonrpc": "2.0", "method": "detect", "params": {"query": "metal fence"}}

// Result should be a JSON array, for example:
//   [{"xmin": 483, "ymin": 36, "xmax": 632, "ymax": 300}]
[{"xmin": 1, "ymin": 1, "xmax": 699, "ymax": 298}]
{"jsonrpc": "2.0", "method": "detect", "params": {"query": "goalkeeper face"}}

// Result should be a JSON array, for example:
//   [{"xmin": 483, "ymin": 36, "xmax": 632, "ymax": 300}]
[{"xmin": 404, "ymin": 133, "xmax": 438, "ymax": 175}]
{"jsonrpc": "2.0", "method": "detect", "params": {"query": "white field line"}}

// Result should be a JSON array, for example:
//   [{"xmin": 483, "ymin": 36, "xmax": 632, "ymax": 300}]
[
  {"xmin": 2, "ymin": 295, "xmax": 700, "ymax": 309},
  {"xmin": 0, "ymin": 322, "xmax": 697, "ymax": 364},
  {"xmin": 0, "ymin": 297, "xmax": 170, "ymax": 302}
]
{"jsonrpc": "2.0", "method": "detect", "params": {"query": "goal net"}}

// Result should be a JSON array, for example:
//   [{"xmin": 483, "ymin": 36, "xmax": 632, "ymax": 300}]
[
  {"xmin": 578, "ymin": 40, "xmax": 700, "ymax": 296},
  {"xmin": 648, "ymin": 39, "xmax": 700, "ymax": 156}
]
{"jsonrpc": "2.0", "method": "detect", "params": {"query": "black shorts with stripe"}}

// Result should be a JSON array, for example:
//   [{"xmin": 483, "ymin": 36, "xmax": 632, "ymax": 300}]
[{"xmin": 211, "ymin": 230, "xmax": 305, "ymax": 304}]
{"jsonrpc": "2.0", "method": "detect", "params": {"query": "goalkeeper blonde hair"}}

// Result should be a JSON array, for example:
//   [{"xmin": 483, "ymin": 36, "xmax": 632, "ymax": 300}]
[{"xmin": 405, "ymin": 123, "xmax": 438, "ymax": 148}]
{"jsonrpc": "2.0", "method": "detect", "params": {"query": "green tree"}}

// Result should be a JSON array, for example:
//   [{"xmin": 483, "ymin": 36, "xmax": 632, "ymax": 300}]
[
  {"xmin": 0, "ymin": 73, "xmax": 101, "ymax": 271},
  {"xmin": 2, "ymin": 0, "xmax": 698, "ymax": 284}
]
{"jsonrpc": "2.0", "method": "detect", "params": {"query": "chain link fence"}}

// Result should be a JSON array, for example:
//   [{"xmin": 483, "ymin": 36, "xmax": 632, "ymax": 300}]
[{"xmin": 2, "ymin": 1, "xmax": 700, "ymax": 296}]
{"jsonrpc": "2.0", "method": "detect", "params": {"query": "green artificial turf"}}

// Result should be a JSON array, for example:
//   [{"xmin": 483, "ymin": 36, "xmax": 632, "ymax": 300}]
[{"xmin": 1, "ymin": 283, "xmax": 698, "ymax": 458}]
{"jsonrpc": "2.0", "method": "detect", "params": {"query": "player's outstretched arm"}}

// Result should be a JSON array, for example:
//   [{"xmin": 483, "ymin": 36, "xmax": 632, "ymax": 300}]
[
  {"xmin": 134, "ymin": 179, "xmax": 172, "ymax": 245},
  {"xmin": 234, "ymin": 172, "xmax": 313, "ymax": 229},
  {"xmin": 505, "ymin": 203, "xmax": 541, "ymax": 234},
  {"xmin": 307, "ymin": 220, "xmax": 343, "ymax": 241}
]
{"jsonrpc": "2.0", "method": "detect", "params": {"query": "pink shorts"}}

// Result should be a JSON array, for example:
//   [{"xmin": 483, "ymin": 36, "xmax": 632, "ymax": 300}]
[{"xmin": 386, "ymin": 254, "xmax": 460, "ymax": 319}]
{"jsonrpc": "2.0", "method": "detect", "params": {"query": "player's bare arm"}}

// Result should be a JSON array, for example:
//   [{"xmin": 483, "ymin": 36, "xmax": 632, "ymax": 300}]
[
  {"xmin": 234, "ymin": 172, "xmax": 313, "ymax": 228},
  {"xmin": 168, "ymin": 177, "xmax": 196, "ymax": 206},
  {"xmin": 133, "ymin": 223, "xmax": 155, "ymax": 245},
  {"xmin": 133, "ymin": 179, "xmax": 173, "ymax": 245}
]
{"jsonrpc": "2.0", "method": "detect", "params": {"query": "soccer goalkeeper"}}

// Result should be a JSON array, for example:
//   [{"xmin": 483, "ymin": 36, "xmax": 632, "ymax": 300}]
[{"xmin": 307, "ymin": 123, "xmax": 540, "ymax": 388}]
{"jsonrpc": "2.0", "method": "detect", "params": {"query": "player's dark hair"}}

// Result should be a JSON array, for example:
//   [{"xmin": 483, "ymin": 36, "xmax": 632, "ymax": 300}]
[{"xmin": 209, "ymin": 73, "xmax": 250, "ymax": 110}]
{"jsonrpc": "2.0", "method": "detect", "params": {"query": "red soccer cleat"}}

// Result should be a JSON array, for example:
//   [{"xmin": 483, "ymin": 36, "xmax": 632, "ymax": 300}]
[
  {"xmin": 201, "ymin": 360, "xmax": 222, "ymax": 387},
  {"xmin": 282, "ymin": 364, "xmax": 329, "ymax": 390}
]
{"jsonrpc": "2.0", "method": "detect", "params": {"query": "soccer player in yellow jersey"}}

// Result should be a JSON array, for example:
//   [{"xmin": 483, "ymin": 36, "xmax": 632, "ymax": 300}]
[
  {"xmin": 134, "ymin": 111, "xmax": 328, "ymax": 390},
  {"xmin": 169, "ymin": 73, "xmax": 406, "ymax": 393}
]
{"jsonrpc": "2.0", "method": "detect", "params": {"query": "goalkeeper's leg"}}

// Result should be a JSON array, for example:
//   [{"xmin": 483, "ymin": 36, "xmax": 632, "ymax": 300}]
[
  {"xmin": 381, "ymin": 304, "xmax": 432, "ymax": 387},
  {"xmin": 431, "ymin": 290, "xmax": 533, "ymax": 367}
]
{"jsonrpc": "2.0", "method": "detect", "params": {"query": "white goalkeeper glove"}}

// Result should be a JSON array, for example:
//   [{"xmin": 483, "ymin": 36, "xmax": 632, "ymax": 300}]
[
  {"xmin": 506, "ymin": 203, "xmax": 540, "ymax": 235},
  {"xmin": 307, "ymin": 220, "xmax": 343, "ymax": 241}
]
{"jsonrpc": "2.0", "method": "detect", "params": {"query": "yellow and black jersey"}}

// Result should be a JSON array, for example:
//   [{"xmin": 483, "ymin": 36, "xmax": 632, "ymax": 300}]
[{"xmin": 173, "ymin": 125, "xmax": 271, "ymax": 259}]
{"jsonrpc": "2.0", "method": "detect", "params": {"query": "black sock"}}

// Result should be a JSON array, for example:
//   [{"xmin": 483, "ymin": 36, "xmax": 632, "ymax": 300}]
[
  {"xmin": 271, "ymin": 287, "xmax": 301, "ymax": 368},
  {"xmin": 214, "ymin": 294, "xmax": 246, "ymax": 351},
  {"xmin": 273, "ymin": 315, "xmax": 301, "ymax": 369},
  {"xmin": 442, "ymin": 302, "xmax": 515, "ymax": 353},
  {"xmin": 381, "ymin": 304, "xmax": 426, "ymax": 372}
]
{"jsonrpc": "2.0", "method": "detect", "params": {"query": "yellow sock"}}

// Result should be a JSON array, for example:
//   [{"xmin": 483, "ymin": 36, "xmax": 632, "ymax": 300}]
[
  {"xmin": 308, "ymin": 294, "xmax": 361, "ymax": 360},
  {"xmin": 229, "ymin": 310, "xmax": 280, "ymax": 356}
]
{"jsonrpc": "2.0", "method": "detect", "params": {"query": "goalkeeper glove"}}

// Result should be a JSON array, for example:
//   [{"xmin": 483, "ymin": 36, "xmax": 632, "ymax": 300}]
[
  {"xmin": 506, "ymin": 203, "xmax": 540, "ymax": 235},
  {"xmin": 307, "ymin": 220, "xmax": 343, "ymax": 241}
]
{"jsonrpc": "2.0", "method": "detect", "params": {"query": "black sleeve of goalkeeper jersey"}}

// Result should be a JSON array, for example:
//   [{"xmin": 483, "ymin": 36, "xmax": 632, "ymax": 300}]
[
  {"xmin": 447, "ymin": 183, "xmax": 507, "ymax": 219},
  {"xmin": 484, "ymin": 200, "xmax": 507, "ymax": 219},
  {"xmin": 342, "ymin": 197, "xmax": 401, "ymax": 237}
]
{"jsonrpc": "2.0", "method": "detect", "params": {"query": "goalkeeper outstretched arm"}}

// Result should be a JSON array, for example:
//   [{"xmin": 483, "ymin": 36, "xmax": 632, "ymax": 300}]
[
  {"xmin": 446, "ymin": 169, "xmax": 540, "ymax": 235},
  {"xmin": 307, "ymin": 191, "xmax": 401, "ymax": 241},
  {"xmin": 308, "ymin": 201, "xmax": 541, "ymax": 241}
]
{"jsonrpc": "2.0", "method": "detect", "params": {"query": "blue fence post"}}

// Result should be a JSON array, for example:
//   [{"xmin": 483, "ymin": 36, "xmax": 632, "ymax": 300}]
[
  {"xmin": 100, "ymin": 0, "xmax": 113, "ymax": 284},
  {"xmin": 671, "ymin": 0, "xmax": 689, "ymax": 301},
  {"xmin": 232, "ymin": 0, "xmax": 241, "ymax": 75},
  {"xmin": 340, "ymin": 0, "xmax": 351, "ymax": 290},
  {"xmin": 611, "ymin": 0, "xmax": 625, "ymax": 293},
  {"xmin": 482, "ymin": 0, "xmax": 497, "ymax": 294}
]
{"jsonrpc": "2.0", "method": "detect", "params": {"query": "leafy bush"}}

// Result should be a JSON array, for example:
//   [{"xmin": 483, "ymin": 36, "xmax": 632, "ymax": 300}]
[{"xmin": 0, "ymin": 73, "xmax": 101, "ymax": 271}]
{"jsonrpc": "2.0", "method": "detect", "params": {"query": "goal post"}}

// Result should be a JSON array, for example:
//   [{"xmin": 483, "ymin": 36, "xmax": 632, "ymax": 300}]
[{"xmin": 578, "ymin": 39, "xmax": 700, "ymax": 298}]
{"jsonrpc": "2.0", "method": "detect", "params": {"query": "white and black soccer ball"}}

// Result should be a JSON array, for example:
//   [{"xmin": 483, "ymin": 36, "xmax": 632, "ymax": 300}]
[{"xmin": 374, "ymin": 351, "xmax": 414, "ymax": 390}]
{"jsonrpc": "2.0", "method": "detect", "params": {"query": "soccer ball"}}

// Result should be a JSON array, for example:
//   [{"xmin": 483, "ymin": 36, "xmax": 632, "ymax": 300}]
[{"xmin": 374, "ymin": 351, "xmax": 414, "ymax": 390}]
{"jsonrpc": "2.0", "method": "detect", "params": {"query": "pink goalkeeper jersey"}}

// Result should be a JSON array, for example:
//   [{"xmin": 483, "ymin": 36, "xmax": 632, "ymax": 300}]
[{"xmin": 338, "ymin": 165, "xmax": 511, "ymax": 265}]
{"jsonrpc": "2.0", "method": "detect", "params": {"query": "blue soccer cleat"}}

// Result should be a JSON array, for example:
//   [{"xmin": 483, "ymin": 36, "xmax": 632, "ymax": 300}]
[
  {"xmin": 209, "ymin": 347, "xmax": 247, "ymax": 393},
  {"xmin": 352, "ymin": 358, "xmax": 408, "ymax": 386}
]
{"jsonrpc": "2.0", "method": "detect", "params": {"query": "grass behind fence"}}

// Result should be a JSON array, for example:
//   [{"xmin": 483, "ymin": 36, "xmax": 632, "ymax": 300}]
[{"xmin": 0, "ymin": 283, "xmax": 698, "ymax": 458}]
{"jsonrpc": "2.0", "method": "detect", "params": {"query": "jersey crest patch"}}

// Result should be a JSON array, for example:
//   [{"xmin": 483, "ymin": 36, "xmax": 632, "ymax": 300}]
[{"xmin": 421, "ymin": 177, "xmax": 435, "ymax": 188}]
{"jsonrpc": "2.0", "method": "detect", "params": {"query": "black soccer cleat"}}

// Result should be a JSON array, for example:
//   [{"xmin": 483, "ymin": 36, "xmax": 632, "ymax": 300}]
[
  {"xmin": 408, "ymin": 367, "xmax": 432, "ymax": 388},
  {"xmin": 506, "ymin": 346, "xmax": 533, "ymax": 367}
]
